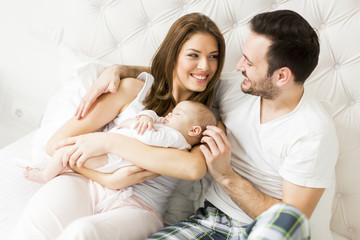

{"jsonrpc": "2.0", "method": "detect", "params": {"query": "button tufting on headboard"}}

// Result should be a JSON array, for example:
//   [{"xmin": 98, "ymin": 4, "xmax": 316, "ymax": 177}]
[{"xmin": 62, "ymin": 0, "xmax": 360, "ymax": 239}]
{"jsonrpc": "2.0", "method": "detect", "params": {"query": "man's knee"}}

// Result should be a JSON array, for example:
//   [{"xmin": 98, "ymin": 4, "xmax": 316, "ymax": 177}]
[{"xmin": 247, "ymin": 203, "xmax": 310, "ymax": 240}]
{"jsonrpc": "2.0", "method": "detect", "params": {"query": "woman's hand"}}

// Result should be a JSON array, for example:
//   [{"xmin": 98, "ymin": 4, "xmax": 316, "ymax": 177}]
[
  {"xmin": 71, "ymin": 165, "xmax": 159, "ymax": 190},
  {"xmin": 54, "ymin": 132, "xmax": 110, "ymax": 168},
  {"xmin": 108, "ymin": 166, "xmax": 160, "ymax": 189},
  {"xmin": 75, "ymin": 65, "xmax": 121, "ymax": 119}
]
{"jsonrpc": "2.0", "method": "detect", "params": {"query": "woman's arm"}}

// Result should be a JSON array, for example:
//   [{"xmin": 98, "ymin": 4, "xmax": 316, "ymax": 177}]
[
  {"xmin": 46, "ymin": 77, "xmax": 145, "ymax": 156},
  {"xmin": 105, "ymin": 134, "xmax": 208, "ymax": 180},
  {"xmin": 71, "ymin": 165, "xmax": 159, "ymax": 190},
  {"xmin": 56, "ymin": 132, "xmax": 208, "ymax": 180}
]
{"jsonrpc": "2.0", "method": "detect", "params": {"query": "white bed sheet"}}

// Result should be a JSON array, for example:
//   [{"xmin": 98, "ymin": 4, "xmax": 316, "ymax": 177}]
[
  {"xmin": 0, "ymin": 130, "xmax": 203, "ymax": 239},
  {"xmin": 0, "ymin": 132, "xmax": 42, "ymax": 239}
]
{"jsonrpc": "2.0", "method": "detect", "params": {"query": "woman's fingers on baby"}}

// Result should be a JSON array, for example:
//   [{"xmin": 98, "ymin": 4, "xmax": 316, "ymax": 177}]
[
  {"xmin": 76, "ymin": 155, "xmax": 87, "ymax": 168},
  {"xmin": 68, "ymin": 150, "xmax": 82, "ymax": 168},
  {"xmin": 138, "ymin": 170, "xmax": 159, "ymax": 182},
  {"xmin": 54, "ymin": 137, "xmax": 76, "ymax": 150},
  {"xmin": 125, "ymin": 165, "xmax": 145, "ymax": 174},
  {"xmin": 61, "ymin": 147, "xmax": 77, "ymax": 167}
]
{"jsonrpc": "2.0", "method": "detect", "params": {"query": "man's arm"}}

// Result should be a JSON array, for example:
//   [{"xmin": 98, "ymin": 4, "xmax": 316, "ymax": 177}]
[
  {"xmin": 215, "ymin": 169, "xmax": 324, "ymax": 219},
  {"xmin": 75, "ymin": 65, "xmax": 150, "ymax": 119},
  {"xmin": 200, "ymin": 125, "xmax": 323, "ymax": 219},
  {"xmin": 47, "ymin": 77, "xmax": 144, "ymax": 156}
]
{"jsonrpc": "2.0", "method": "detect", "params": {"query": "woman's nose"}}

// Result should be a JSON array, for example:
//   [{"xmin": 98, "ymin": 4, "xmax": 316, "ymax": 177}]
[{"xmin": 197, "ymin": 58, "xmax": 209, "ymax": 71}]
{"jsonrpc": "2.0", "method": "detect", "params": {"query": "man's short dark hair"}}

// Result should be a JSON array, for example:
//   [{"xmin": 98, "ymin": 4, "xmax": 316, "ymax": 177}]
[{"xmin": 250, "ymin": 10, "xmax": 320, "ymax": 84}]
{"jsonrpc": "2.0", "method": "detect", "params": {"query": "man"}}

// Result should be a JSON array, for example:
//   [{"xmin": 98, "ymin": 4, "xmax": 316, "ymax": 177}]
[{"xmin": 75, "ymin": 10, "xmax": 338, "ymax": 239}]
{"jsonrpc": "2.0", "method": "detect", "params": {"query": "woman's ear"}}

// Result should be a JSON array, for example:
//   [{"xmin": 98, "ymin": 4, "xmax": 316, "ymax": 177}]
[{"xmin": 188, "ymin": 126, "xmax": 202, "ymax": 137}]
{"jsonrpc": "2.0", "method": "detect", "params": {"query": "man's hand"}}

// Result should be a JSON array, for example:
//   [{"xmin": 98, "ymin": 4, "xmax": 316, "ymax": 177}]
[
  {"xmin": 75, "ymin": 65, "xmax": 121, "ymax": 119},
  {"xmin": 199, "ymin": 125, "xmax": 235, "ymax": 184}
]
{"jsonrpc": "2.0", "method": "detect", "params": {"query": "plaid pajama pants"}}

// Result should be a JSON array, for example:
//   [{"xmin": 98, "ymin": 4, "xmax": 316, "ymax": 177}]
[{"xmin": 148, "ymin": 201, "xmax": 310, "ymax": 240}]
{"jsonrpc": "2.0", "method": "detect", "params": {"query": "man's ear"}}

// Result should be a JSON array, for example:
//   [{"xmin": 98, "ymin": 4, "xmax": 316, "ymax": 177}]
[
  {"xmin": 188, "ymin": 126, "xmax": 202, "ymax": 137},
  {"xmin": 275, "ymin": 67, "xmax": 292, "ymax": 87}
]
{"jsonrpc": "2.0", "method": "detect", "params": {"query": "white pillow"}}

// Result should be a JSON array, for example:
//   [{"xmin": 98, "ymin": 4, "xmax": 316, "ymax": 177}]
[{"xmin": 30, "ymin": 44, "xmax": 111, "ymax": 168}]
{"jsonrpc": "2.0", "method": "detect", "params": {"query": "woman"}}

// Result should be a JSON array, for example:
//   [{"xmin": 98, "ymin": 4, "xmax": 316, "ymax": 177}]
[{"xmin": 13, "ymin": 13, "xmax": 225, "ymax": 240}]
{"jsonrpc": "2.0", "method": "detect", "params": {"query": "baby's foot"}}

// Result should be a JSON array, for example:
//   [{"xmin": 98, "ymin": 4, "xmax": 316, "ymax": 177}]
[{"xmin": 23, "ymin": 166, "xmax": 47, "ymax": 183}]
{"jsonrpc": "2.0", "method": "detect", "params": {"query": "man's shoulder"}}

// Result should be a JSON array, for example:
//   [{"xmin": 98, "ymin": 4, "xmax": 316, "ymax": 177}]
[{"xmin": 296, "ymin": 91, "xmax": 337, "ymax": 135}]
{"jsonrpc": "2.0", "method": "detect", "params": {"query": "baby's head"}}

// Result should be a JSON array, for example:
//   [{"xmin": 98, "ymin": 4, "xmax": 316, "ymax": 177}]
[{"xmin": 163, "ymin": 100, "xmax": 217, "ymax": 146}]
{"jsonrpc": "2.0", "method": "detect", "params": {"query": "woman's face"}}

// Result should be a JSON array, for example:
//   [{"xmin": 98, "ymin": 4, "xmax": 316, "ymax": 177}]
[{"xmin": 172, "ymin": 32, "xmax": 219, "ymax": 99}]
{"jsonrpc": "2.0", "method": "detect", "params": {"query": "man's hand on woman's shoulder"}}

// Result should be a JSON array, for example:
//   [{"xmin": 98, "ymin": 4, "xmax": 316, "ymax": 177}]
[{"xmin": 75, "ymin": 65, "xmax": 122, "ymax": 119}]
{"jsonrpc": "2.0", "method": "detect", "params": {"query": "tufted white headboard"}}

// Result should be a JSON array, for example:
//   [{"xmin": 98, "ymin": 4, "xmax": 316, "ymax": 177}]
[{"xmin": 43, "ymin": 0, "xmax": 360, "ymax": 239}]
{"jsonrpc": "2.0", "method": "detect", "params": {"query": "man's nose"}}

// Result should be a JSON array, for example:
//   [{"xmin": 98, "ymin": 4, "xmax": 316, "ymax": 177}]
[{"xmin": 236, "ymin": 56, "xmax": 246, "ymax": 72}]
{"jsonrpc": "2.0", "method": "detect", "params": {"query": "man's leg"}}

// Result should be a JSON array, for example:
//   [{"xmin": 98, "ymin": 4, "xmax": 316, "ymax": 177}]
[
  {"xmin": 243, "ymin": 203, "xmax": 310, "ymax": 240},
  {"xmin": 148, "ymin": 201, "xmax": 245, "ymax": 240}
]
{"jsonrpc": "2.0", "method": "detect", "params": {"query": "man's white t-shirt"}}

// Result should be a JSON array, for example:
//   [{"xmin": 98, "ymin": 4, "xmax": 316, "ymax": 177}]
[{"xmin": 204, "ymin": 72, "xmax": 339, "ymax": 224}]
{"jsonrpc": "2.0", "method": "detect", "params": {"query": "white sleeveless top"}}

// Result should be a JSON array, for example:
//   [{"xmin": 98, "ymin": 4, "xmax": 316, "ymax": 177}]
[{"xmin": 104, "ymin": 72, "xmax": 179, "ymax": 216}]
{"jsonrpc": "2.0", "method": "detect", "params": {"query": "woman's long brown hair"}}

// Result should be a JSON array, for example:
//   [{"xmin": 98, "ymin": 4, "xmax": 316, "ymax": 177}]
[{"xmin": 144, "ymin": 13, "xmax": 225, "ymax": 116}]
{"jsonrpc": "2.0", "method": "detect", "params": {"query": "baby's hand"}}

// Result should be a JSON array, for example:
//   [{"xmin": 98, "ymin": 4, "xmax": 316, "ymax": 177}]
[{"xmin": 134, "ymin": 115, "xmax": 154, "ymax": 134}]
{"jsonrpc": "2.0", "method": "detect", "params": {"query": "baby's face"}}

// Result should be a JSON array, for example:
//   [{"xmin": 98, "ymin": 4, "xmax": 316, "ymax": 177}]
[{"xmin": 163, "ymin": 101, "xmax": 197, "ymax": 132}]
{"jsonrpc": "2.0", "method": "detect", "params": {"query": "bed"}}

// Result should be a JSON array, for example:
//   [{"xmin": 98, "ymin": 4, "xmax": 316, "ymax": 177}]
[{"xmin": 1, "ymin": 0, "xmax": 359, "ymax": 239}]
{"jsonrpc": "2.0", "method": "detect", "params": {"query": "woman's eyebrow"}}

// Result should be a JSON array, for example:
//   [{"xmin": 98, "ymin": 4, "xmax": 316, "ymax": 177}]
[{"xmin": 185, "ymin": 49, "xmax": 219, "ymax": 54}]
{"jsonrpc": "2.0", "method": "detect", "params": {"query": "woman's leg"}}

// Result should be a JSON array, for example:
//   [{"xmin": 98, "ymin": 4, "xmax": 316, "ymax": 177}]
[
  {"xmin": 58, "ymin": 195, "xmax": 163, "ymax": 240},
  {"xmin": 12, "ymin": 173, "xmax": 93, "ymax": 240}
]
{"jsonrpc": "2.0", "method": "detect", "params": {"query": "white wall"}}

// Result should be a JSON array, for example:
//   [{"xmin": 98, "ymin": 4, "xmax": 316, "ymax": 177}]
[{"xmin": 0, "ymin": 0, "xmax": 76, "ymax": 148}]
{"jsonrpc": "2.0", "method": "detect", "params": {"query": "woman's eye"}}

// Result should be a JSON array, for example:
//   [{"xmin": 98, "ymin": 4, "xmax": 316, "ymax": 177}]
[
  {"xmin": 188, "ymin": 54, "xmax": 198, "ymax": 58},
  {"xmin": 209, "ymin": 55, "xmax": 219, "ymax": 60}
]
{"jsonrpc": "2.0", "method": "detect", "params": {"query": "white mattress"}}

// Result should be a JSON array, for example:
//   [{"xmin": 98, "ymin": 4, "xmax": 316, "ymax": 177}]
[
  {"xmin": 0, "ymin": 131, "xmax": 42, "ymax": 238},
  {"xmin": 0, "ymin": 131, "xmax": 202, "ymax": 239}
]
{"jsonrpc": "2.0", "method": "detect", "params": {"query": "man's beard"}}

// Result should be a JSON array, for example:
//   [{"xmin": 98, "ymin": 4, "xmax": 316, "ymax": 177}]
[{"xmin": 241, "ymin": 73, "xmax": 280, "ymax": 99}]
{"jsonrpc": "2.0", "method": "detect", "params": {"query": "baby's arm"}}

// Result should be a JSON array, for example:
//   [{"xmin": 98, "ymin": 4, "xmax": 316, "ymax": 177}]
[
  {"xmin": 133, "ymin": 109, "xmax": 163, "ymax": 134},
  {"xmin": 117, "ymin": 111, "xmax": 157, "ymax": 135}
]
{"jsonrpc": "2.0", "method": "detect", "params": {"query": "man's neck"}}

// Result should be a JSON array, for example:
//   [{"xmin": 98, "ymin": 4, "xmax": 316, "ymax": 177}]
[{"xmin": 260, "ymin": 87, "xmax": 304, "ymax": 124}]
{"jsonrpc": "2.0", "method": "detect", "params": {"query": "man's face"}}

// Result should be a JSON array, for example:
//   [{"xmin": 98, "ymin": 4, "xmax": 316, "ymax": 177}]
[{"xmin": 236, "ymin": 32, "xmax": 280, "ymax": 99}]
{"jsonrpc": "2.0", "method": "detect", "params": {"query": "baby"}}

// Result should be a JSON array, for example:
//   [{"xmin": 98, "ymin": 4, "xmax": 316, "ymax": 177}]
[{"xmin": 24, "ymin": 100, "xmax": 217, "ymax": 184}]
